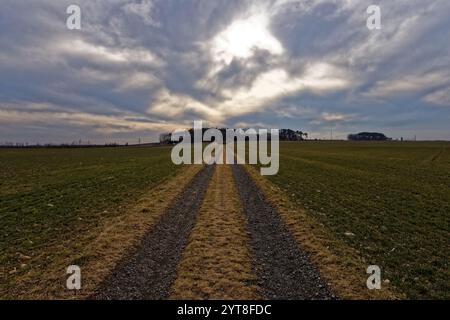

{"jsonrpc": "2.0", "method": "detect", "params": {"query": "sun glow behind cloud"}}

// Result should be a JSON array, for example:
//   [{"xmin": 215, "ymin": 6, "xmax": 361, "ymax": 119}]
[{"xmin": 211, "ymin": 13, "xmax": 283, "ymax": 66}]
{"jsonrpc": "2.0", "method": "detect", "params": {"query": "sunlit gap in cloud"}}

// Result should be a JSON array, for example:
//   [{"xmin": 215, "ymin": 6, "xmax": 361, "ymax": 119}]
[{"xmin": 211, "ymin": 12, "xmax": 283, "ymax": 69}]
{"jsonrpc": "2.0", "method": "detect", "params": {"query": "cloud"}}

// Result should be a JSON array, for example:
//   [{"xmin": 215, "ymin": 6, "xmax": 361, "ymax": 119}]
[
  {"xmin": 365, "ymin": 72, "xmax": 450, "ymax": 98},
  {"xmin": 0, "ymin": 0, "xmax": 450, "ymax": 142},
  {"xmin": 56, "ymin": 39, "xmax": 162, "ymax": 66},
  {"xmin": 148, "ymin": 88, "xmax": 222, "ymax": 120},
  {"xmin": 0, "ymin": 103, "xmax": 182, "ymax": 136},
  {"xmin": 424, "ymin": 89, "xmax": 450, "ymax": 107},
  {"xmin": 320, "ymin": 112, "xmax": 354, "ymax": 122},
  {"xmin": 211, "ymin": 12, "xmax": 284, "ymax": 67},
  {"xmin": 219, "ymin": 64, "xmax": 350, "ymax": 115},
  {"xmin": 148, "ymin": 63, "xmax": 350, "ymax": 125},
  {"xmin": 121, "ymin": 0, "xmax": 159, "ymax": 27}
]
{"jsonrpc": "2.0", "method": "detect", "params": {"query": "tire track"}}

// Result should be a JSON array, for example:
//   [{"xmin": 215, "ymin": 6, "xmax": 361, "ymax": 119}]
[
  {"xmin": 91, "ymin": 165, "xmax": 214, "ymax": 300},
  {"xmin": 232, "ymin": 165, "xmax": 335, "ymax": 300}
]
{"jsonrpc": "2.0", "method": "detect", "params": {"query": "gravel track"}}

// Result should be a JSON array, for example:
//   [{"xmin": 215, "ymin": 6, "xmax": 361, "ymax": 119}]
[
  {"xmin": 91, "ymin": 165, "xmax": 214, "ymax": 300},
  {"xmin": 232, "ymin": 165, "xmax": 335, "ymax": 300}
]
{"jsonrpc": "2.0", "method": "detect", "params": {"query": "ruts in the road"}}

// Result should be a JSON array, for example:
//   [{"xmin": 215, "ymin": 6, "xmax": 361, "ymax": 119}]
[{"xmin": 93, "ymin": 164, "xmax": 334, "ymax": 300}]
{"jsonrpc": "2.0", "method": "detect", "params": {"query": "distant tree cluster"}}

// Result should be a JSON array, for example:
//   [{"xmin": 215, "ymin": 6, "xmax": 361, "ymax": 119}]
[
  {"xmin": 279, "ymin": 129, "xmax": 308, "ymax": 141},
  {"xmin": 348, "ymin": 132, "xmax": 391, "ymax": 141},
  {"xmin": 160, "ymin": 128, "xmax": 309, "ymax": 144}
]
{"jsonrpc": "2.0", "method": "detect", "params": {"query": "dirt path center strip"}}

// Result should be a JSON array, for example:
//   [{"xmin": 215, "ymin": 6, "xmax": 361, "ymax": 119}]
[{"xmin": 170, "ymin": 165, "xmax": 260, "ymax": 299}]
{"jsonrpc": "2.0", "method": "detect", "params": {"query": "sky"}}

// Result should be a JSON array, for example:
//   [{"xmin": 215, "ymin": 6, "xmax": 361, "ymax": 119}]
[{"xmin": 0, "ymin": 0, "xmax": 449, "ymax": 144}]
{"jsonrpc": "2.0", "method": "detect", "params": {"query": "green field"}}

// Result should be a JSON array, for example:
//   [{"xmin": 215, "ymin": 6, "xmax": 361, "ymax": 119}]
[
  {"xmin": 0, "ymin": 146, "xmax": 179, "ymax": 286},
  {"xmin": 267, "ymin": 141, "xmax": 450, "ymax": 299},
  {"xmin": 1, "ymin": 142, "xmax": 449, "ymax": 299}
]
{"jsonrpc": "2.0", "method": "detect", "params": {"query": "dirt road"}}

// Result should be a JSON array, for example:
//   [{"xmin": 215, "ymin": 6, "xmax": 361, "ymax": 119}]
[{"xmin": 92, "ymin": 164, "xmax": 334, "ymax": 300}]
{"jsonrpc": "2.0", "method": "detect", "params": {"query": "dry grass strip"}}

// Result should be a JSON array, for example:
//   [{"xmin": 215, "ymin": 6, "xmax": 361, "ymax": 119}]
[
  {"xmin": 170, "ymin": 165, "xmax": 260, "ymax": 300},
  {"xmin": 244, "ymin": 165, "xmax": 404, "ymax": 300},
  {"xmin": 3, "ymin": 165, "xmax": 203, "ymax": 300}
]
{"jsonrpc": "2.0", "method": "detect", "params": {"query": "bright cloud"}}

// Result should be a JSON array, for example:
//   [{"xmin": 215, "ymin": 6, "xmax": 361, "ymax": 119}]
[
  {"xmin": 211, "ymin": 13, "xmax": 283, "ymax": 66},
  {"xmin": 321, "ymin": 112, "xmax": 354, "ymax": 122}
]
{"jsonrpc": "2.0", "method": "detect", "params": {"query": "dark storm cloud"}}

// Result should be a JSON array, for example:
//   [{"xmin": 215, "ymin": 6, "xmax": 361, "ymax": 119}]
[{"xmin": 0, "ymin": 0, "xmax": 449, "ymax": 143}]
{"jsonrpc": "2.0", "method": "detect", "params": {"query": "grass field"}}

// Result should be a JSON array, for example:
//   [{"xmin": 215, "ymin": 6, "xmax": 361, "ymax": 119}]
[
  {"xmin": 1, "ymin": 142, "xmax": 449, "ymax": 299},
  {"xmin": 0, "ymin": 146, "xmax": 180, "ymax": 294},
  {"xmin": 265, "ymin": 141, "xmax": 450, "ymax": 299}
]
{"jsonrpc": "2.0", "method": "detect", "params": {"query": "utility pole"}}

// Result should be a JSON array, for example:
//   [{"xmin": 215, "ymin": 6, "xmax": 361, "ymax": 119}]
[{"xmin": 330, "ymin": 128, "xmax": 333, "ymax": 141}]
